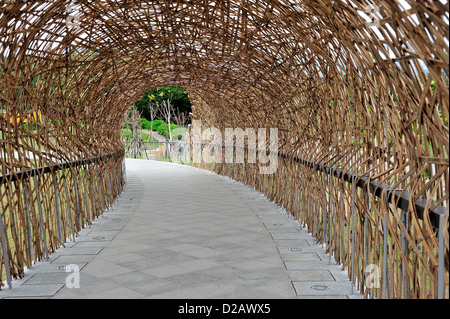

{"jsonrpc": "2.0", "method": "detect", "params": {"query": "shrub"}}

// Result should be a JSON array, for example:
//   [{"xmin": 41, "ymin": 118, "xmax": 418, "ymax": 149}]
[
  {"xmin": 149, "ymin": 119, "xmax": 164, "ymax": 130},
  {"xmin": 157, "ymin": 123, "xmax": 179, "ymax": 138},
  {"xmin": 139, "ymin": 118, "xmax": 150, "ymax": 129},
  {"xmin": 138, "ymin": 118, "xmax": 168, "ymax": 131},
  {"xmin": 156, "ymin": 122, "xmax": 168, "ymax": 136},
  {"xmin": 121, "ymin": 128, "xmax": 150, "ymax": 140}
]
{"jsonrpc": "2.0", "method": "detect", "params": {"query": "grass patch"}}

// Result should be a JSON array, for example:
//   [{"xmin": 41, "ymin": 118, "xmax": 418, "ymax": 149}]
[{"xmin": 120, "ymin": 128, "xmax": 158, "ymax": 141}]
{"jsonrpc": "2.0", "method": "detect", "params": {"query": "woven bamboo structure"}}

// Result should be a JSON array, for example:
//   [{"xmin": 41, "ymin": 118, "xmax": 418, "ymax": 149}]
[{"xmin": 0, "ymin": 1, "xmax": 448, "ymax": 298}]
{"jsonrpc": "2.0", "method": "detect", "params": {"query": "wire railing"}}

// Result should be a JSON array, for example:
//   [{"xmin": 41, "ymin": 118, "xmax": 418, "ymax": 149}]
[
  {"xmin": 125, "ymin": 140, "xmax": 448, "ymax": 299},
  {"xmin": 0, "ymin": 151, "xmax": 125, "ymax": 289},
  {"xmin": 1, "ymin": 139, "xmax": 447, "ymax": 298},
  {"xmin": 123, "ymin": 140, "xmax": 189, "ymax": 163}
]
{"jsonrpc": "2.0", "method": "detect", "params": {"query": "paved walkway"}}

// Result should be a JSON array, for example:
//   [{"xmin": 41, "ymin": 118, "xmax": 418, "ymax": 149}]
[
  {"xmin": 142, "ymin": 129, "xmax": 169, "ymax": 142},
  {"xmin": 0, "ymin": 159, "xmax": 363, "ymax": 299}
]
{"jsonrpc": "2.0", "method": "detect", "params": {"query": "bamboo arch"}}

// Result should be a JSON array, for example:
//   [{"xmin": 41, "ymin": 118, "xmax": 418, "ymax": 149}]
[{"xmin": 0, "ymin": 0, "xmax": 448, "ymax": 298}]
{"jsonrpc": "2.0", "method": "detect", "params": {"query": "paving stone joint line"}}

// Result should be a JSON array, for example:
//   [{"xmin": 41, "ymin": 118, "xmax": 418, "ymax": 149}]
[{"xmin": 0, "ymin": 159, "xmax": 363, "ymax": 299}]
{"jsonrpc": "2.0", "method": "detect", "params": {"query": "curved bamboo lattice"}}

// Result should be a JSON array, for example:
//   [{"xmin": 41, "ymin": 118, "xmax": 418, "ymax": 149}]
[{"xmin": 0, "ymin": 0, "xmax": 448, "ymax": 298}]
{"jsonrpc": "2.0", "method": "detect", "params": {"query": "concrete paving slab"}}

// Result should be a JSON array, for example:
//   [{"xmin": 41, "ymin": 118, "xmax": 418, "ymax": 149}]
[
  {"xmin": 143, "ymin": 264, "xmax": 194, "ymax": 278},
  {"xmin": 0, "ymin": 284, "xmax": 64, "ymax": 298},
  {"xmin": 292, "ymin": 280, "xmax": 360, "ymax": 297},
  {"xmin": 50, "ymin": 254, "xmax": 96, "ymax": 264},
  {"xmin": 1, "ymin": 159, "xmax": 363, "ymax": 299},
  {"xmin": 23, "ymin": 272, "xmax": 70, "ymax": 285},
  {"xmin": 287, "ymin": 270, "xmax": 335, "ymax": 281}
]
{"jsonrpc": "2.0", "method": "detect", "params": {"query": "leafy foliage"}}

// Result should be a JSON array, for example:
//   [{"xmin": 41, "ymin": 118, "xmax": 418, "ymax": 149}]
[
  {"xmin": 138, "ymin": 118, "xmax": 165, "ymax": 131},
  {"xmin": 134, "ymin": 86, "xmax": 192, "ymax": 121},
  {"xmin": 157, "ymin": 122, "xmax": 178, "ymax": 137},
  {"xmin": 149, "ymin": 119, "xmax": 164, "ymax": 130}
]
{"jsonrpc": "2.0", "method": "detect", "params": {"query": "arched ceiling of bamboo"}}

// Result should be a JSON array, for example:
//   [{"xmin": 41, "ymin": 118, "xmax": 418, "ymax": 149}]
[{"xmin": 1, "ymin": 0, "xmax": 449, "ymax": 197}]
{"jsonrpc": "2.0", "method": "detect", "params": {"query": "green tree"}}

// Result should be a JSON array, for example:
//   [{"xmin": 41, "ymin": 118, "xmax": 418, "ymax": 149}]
[{"xmin": 134, "ymin": 86, "xmax": 192, "ymax": 121}]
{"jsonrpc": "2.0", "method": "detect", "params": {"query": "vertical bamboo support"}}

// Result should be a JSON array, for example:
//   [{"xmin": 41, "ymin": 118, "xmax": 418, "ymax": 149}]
[
  {"xmin": 33, "ymin": 174, "xmax": 48, "ymax": 260},
  {"xmin": 437, "ymin": 212, "xmax": 446, "ymax": 299},
  {"xmin": 351, "ymin": 174, "xmax": 356, "ymax": 294},
  {"xmin": 97, "ymin": 168, "xmax": 105, "ymax": 213},
  {"xmin": 322, "ymin": 169, "xmax": 327, "ymax": 246},
  {"xmin": 82, "ymin": 169, "xmax": 91, "ymax": 228},
  {"xmin": 365, "ymin": 178, "xmax": 370, "ymax": 297},
  {"xmin": 328, "ymin": 168, "xmax": 333, "ymax": 264},
  {"xmin": 53, "ymin": 173, "xmax": 63, "ymax": 242},
  {"xmin": 300, "ymin": 169, "xmax": 305, "ymax": 225},
  {"xmin": 0, "ymin": 191, "xmax": 12, "ymax": 289},
  {"xmin": 313, "ymin": 173, "xmax": 317, "ymax": 240},
  {"xmin": 401, "ymin": 210, "xmax": 409, "ymax": 299},
  {"xmin": 22, "ymin": 180, "xmax": 34, "ymax": 263},
  {"xmin": 107, "ymin": 171, "xmax": 113, "ymax": 209},
  {"xmin": 340, "ymin": 181, "xmax": 346, "ymax": 266},
  {"xmin": 72, "ymin": 170, "xmax": 82, "ymax": 231},
  {"xmin": 382, "ymin": 189, "xmax": 389, "ymax": 299},
  {"xmin": 89, "ymin": 174, "xmax": 97, "ymax": 220},
  {"xmin": 62, "ymin": 172, "xmax": 75, "ymax": 243}
]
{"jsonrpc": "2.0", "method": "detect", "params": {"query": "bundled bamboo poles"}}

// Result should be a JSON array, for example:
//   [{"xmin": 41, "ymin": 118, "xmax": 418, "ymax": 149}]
[{"xmin": 0, "ymin": 0, "xmax": 448, "ymax": 298}]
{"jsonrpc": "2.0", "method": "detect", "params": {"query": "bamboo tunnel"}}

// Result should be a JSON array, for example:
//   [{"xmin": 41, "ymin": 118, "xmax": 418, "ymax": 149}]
[{"xmin": 0, "ymin": 0, "xmax": 448, "ymax": 298}]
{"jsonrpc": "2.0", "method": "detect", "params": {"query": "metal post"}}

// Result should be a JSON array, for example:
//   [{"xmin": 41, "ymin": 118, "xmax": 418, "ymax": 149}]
[
  {"xmin": 322, "ymin": 169, "xmax": 327, "ymax": 246},
  {"xmin": 263, "ymin": 169, "xmax": 267, "ymax": 197},
  {"xmin": 62, "ymin": 172, "xmax": 75, "ymax": 243},
  {"xmin": 72, "ymin": 170, "xmax": 82, "ymax": 231},
  {"xmin": 53, "ymin": 174, "xmax": 63, "ymax": 242},
  {"xmin": 0, "ymin": 197, "xmax": 12, "ymax": 289},
  {"xmin": 284, "ymin": 166, "xmax": 289, "ymax": 209},
  {"xmin": 351, "ymin": 174, "xmax": 356, "ymax": 294},
  {"xmin": 300, "ymin": 171, "xmax": 304, "ymax": 224},
  {"xmin": 112, "ymin": 162, "xmax": 118, "ymax": 197},
  {"xmin": 365, "ymin": 179, "xmax": 370, "ymax": 296},
  {"xmin": 276, "ymin": 166, "xmax": 281, "ymax": 204},
  {"xmin": 382, "ymin": 116, "xmax": 390, "ymax": 299},
  {"xmin": 437, "ymin": 212, "xmax": 446, "ymax": 299},
  {"xmin": 382, "ymin": 190, "xmax": 388, "ymax": 299},
  {"xmin": 365, "ymin": 181, "xmax": 370, "ymax": 267},
  {"xmin": 97, "ymin": 168, "xmax": 105, "ymax": 212},
  {"xmin": 328, "ymin": 168, "xmax": 333, "ymax": 264},
  {"xmin": 294, "ymin": 177, "xmax": 299, "ymax": 221},
  {"xmin": 82, "ymin": 169, "xmax": 91, "ymax": 227},
  {"xmin": 240, "ymin": 146, "xmax": 243, "ymax": 181},
  {"xmin": 340, "ymin": 182, "xmax": 344, "ymax": 265},
  {"xmin": 23, "ymin": 180, "xmax": 34, "ymax": 262},
  {"xmin": 33, "ymin": 174, "xmax": 48, "ymax": 260},
  {"xmin": 313, "ymin": 173, "xmax": 317, "ymax": 240},
  {"xmin": 90, "ymin": 174, "xmax": 97, "ymax": 219},
  {"xmin": 268, "ymin": 166, "xmax": 272, "ymax": 200},
  {"xmin": 122, "ymin": 157, "xmax": 127, "ymax": 185},
  {"xmin": 107, "ymin": 171, "xmax": 113, "ymax": 210},
  {"xmin": 401, "ymin": 210, "xmax": 409, "ymax": 299},
  {"xmin": 243, "ymin": 160, "xmax": 246, "ymax": 186},
  {"xmin": 100, "ymin": 171, "xmax": 107, "ymax": 210}
]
